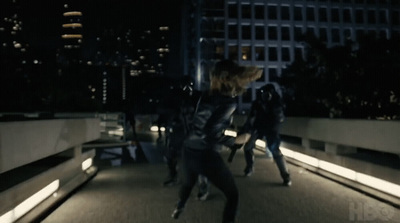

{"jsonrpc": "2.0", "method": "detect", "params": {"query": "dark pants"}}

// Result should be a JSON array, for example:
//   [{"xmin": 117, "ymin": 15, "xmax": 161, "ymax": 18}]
[
  {"xmin": 244, "ymin": 128, "xmax": 290, "ymax": 181},
  {"xmin": 164, "ymin": 128, "xmax": 185, "ymax": 177},
  {"xmin": 177, "ymin": 147, "xmax": 239, "ymax": 223}
]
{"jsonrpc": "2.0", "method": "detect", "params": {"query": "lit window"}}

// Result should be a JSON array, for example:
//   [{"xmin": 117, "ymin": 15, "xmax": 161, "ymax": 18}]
[
  {"xmin": 242, "ymin": 46, "xmax": 251, "ymax": 61},
  {"xmin": 62, "ymin": 23, "xmax": 82, "ymax": 28},
  {"xmin": 63, "ymin": 11, "xmax": 83, "ymax": 16}
]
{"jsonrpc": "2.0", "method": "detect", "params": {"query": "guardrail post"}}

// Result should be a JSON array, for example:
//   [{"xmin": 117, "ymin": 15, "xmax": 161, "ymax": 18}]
[
  {"xmin": 301, "ymin": 138, "xmax": 324, "ymax": 150},
  {"xmin": 325, "ymin": 143, "xmax": 357, "ymax": 155},
  {"xmin": 73, "ymin": 145, "xmax": 82, "ymax": 158}
]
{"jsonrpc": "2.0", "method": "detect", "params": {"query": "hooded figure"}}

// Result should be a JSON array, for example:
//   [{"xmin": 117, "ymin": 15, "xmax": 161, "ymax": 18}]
[{"xmin": 241, "ymin": 83, "xmax": 291, "ymax": 186}]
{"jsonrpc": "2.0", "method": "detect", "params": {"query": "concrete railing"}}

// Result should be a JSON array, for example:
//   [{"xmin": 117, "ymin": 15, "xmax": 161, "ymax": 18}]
[
  {"xmin": 233, "ymin": 115, "xmax": 400, "ymax": 206},
  {"xmin": 233, "ymin": 115, "xmax": 400, "ymax": 158},
  {"xmin": 280, "ymin": 117, "xmax": 400, "ymax": 156},
  {"xmin": 54, "ymin": 112, "xmax": 126, "ymax": 142},
  {"xmin": 0, "ymin": 118, "xmax": 100, "ymax": 223}
]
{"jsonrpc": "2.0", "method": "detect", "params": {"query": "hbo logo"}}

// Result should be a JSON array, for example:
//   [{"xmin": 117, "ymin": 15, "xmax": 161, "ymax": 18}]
[{"xmin": 349, "ymin": 202, "xmax": 394, "ymax": 221}]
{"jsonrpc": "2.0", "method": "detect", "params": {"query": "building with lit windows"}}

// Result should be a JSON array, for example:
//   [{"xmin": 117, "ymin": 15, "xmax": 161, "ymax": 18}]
[
  {"xmin": 60, "ymin": 3, "xmax": 84, "ymax": 63},
  {"xmin": 62, "ymin": 11, "xmax": 83, "ymax": 49},
  {"xmin": 88, "ymin": 26, "xmax": 171, "ymax": 109},
  {"xmin": 0, "ymin": 0, "xmax": 38, "ymax": 111},
  {"xmin": 0, "ymin": 0, "xmax": 28, "ymax": 58},
  {"xmin": 181, "ymin": 0, "xmax": 400, "ymax": 111}
]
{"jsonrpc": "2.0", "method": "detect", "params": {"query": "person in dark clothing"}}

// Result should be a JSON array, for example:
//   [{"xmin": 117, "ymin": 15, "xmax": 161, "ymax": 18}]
[
  {"xmin": 241, "ymin": 83, "xmax": 292, "ymax": 186},
  {"xmin": 162, "ymin": 79, "xmax": 211, "ymax": 200},
  {"xmin": 162, "ymin": 82, "xmax": 198, "ymax": 184},
  {"xmin": 126, "ymin": 109, "xmax": 139, "ymax": 144},
  {"xmin": 124, "ymin": 100, "xmax": 146, "ymax": 162},
  {"xmin": 171, "ymin": 60, "xmax": 261, "ymax": 223}
]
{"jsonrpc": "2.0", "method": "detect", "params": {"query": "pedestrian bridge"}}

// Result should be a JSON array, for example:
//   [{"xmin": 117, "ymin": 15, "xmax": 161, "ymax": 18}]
[{"xmin": 0, "ymin": 113, "xmax": 399, "ymax": 223}]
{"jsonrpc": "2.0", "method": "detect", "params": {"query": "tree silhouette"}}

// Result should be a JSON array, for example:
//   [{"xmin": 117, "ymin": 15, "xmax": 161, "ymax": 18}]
[{"xmin": 281, "ymin": 34, "xmax": 400, "ymax": 120}]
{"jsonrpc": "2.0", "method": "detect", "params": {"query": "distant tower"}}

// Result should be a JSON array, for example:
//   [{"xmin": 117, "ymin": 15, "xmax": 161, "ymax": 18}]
[{"xmin": 61, "ymin": 3, "xmax": 83, "ymax": 63}]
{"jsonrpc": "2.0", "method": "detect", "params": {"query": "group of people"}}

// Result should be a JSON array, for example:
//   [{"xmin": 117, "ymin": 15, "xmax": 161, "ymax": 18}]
[{"xmin": 160, "ymin": 60, "xmax": 292, "ymax": 223}]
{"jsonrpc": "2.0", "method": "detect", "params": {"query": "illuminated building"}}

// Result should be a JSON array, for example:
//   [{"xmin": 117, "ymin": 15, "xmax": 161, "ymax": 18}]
[
  {"xmin": 61, "ymin": 3, "xmax": 83, "ymax": 61},
  {"xmin": 182, "ymin": 0, "xmax": 400, "ymax": 111},
  {"xmin": 0, "ymin": 0, "xmax": 28, "ymax": 58},
  {"xmin": 0, "ymin": 0, "xmax": 35, "ymax": 111}
]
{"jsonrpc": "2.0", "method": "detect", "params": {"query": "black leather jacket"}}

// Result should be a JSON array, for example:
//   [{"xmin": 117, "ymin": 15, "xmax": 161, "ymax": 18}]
[
  {"xmin": 183, "ymin": 92, "xmax": 237, "ymax": 151},
  {"xmin": 242, "ymin": 94, "xmax": 285, "ymax": 134}
]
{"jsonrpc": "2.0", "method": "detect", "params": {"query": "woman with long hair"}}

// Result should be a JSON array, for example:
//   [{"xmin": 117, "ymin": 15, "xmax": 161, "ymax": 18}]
[{"xmin": 171, "ymin": 60, "xmax": 262, "ymax": 223}]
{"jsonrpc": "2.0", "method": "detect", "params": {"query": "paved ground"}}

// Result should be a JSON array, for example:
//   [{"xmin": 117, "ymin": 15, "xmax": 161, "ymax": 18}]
[{"xmin": 41, "ymin": 133, "xmax": 400, "ymax": 223}]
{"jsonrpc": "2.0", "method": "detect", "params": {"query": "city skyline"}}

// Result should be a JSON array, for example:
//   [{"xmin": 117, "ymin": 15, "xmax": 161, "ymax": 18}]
[
  {"xmin": 1, "ymin": 0, "xmax": 184, "ymax": 112},
  {"xmin": 2, "ymin": 0, "xmax": 400, "ymax": 117},
  {"xmin": 17, "ymin": 0, "xmax": 182, "ymax": 50}
]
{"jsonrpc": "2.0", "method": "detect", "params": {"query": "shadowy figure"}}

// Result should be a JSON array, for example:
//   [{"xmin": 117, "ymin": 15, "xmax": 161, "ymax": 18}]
[
  {"xmin": 162, "ymin": 79, "xmax": 198, "ymax": 185},
  {"xmin": 171, "ymin": 60, "xmax": 261, "ymax": 223},
  {"xmin": 160, "ymin": 77, "xmax": 211, "ymax": 200},
  {"xmin": 124, "ymin": 100, "xmax": 146, "ymax": 163},
  {"xmin": 240, "ymin": 84, "xmax": 292, "ymax": 186}
]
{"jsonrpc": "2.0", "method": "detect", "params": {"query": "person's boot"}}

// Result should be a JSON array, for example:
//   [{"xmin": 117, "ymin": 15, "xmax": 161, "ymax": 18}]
[
  {"xmin": 274, "ymin": 154, "xmax": 291, "ymax": 186},
  {"xmin": 171, "ymin": 207, "xmax": 184, "ymax": 219},
  {"xmin": 197, "ymin": 175, "xmax": 210, "ymax": 201},
  {"xmin": 244, "ymin": 149, "xmax": 254, "ymax": 177},
  {"xmin": 171, "ymin": 201, "xmax": 185, "ymax": 219},
  {"xmin": 164, "ymin": 159, "xmax": 178, "ymax": 186},
  {"xmin": 244, "ymin": 148, "xmax": 254, "ymax": 177},
  {"xmin": 163, "ymin": 174, "xmax": 178, "ymax": 186},
  {"xmin": 244, "ymin": 165, "xmax": 254, "ymax": 177}
]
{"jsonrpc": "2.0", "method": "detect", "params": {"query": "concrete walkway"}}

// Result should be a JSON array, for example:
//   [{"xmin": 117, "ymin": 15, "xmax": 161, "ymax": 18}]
[{"xmin": 41, "ymin": 135, "xmax": 400, "ymax": 223}]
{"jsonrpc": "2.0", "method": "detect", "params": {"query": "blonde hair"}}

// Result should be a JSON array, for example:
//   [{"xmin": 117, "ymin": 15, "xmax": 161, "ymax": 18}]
[{"xmin": 210, "ymin": 60, "xmax": 262, "ymax": 96}]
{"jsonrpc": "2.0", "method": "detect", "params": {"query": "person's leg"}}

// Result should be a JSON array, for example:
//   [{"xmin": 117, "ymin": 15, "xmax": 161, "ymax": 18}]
[
  {"xmin": 203, "ymin": 150, "xmax": 239, "ymax": 223},
  {"xmin": 243, "ymin": 130, "xmax": 258, "ymax": 176},
  {"xmin": 164, "ymin": 131, "xmax": 185, "ymax": 186},
  {"xmin": 197, "ymin": 175, "xmax": 210, "ymax": 200},
  {"xmin": 263, "ymin": 135, "xmax": 273, "ymax": 159},
  {"xmin": 172, "ymin": 148, "xmax": 199, "ymax": 218},
  {"xmin": 266, "ymin": 132, "xmax": 291, "ymax": 186},
  {"xmin": 164, "ymin": 155, "xmax": 178, "ymax": 186}
]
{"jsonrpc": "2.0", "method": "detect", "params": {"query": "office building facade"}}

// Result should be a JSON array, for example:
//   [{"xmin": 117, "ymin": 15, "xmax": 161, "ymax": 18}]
[{"xmin": 181, "ymin": 0, "xmax": 400, "ymax": 111}]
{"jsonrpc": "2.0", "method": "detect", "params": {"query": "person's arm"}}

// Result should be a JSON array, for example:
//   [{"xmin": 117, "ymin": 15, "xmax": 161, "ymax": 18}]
[
  {"xmin": 241, "ymin": 101, "xmax": 257, "ymax": 133},
  {"xmin": 203, "ymin": 103, "xmax": 237, "ymax": 147}
]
